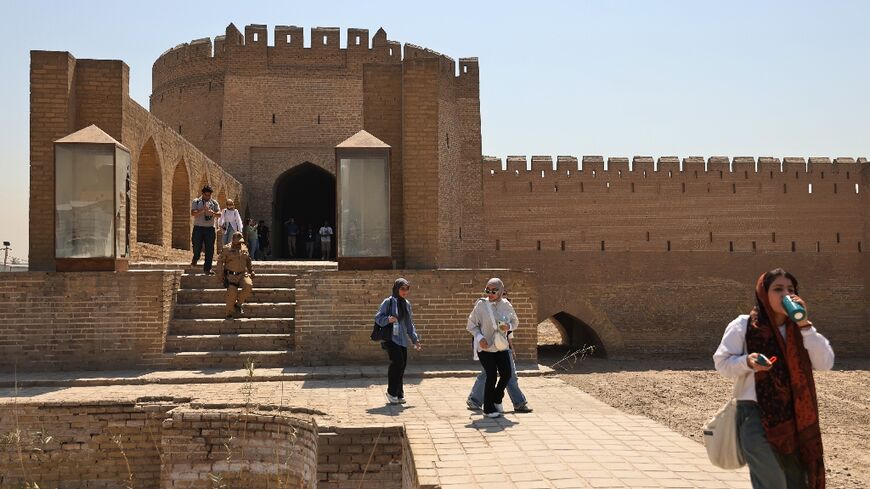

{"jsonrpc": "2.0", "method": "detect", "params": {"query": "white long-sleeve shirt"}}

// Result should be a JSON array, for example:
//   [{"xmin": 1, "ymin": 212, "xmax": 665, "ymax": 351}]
[
  {"xmin": 713, "ymin": 315, "xmax": 835, "ymax": 401},
  {"xmin": 466, "ymin": 298, "xmax": 518, "ymax": 360},
  {"xmin": 219, "ymin": 208, "xmax": 243, "ymax": 235}
]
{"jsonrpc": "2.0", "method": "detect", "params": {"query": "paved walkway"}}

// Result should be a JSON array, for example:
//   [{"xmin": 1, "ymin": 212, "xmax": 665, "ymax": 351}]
[
  {"xmin": 0, "ymin": 373, "xmax": 750, "ymax": 488},
  {"xmin": 0, "ymin": 362, "xmax": 551, "ymax": 388}
]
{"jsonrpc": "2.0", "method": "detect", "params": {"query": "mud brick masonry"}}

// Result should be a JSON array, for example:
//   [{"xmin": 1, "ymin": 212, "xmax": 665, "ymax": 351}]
[{"xmin": 17, "ymin": 24, "xmax": 870, "ymax": 369}]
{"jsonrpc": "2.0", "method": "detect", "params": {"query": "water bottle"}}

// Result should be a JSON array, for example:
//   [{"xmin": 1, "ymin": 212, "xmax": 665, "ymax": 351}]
[{"xmin": 782, "ymin": 296, "xmax": 806, "ymax": 322}]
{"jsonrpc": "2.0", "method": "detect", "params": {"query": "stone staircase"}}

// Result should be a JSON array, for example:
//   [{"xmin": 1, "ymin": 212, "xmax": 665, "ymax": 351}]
[{"xmin": 133, "ymin": 261, "xmax": 336, "ymax": 369}]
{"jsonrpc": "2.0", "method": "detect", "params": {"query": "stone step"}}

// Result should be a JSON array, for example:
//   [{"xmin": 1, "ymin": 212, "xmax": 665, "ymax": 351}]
[
  {"xmin": 169, "ymin": 318, "xmax": 294, "ymax": 336},
  {"xmin": 166, "ymin": 351, "xmax": 299, "ymax": 369},
  {"xmin": 180, "ymin": 273, "xmax": 295, "ymax": 289},
  {"xmin": 165, "ymin": 334, "xmax": 294, "ymax": 353},
  {"xmin": 172, "ymin": 302, "xmax": 295, "ymax": 320},
  {"xmin": 133, "ymin": 261, "xmax": 336, "ymax": 274},
  {"xmin": 177, "ymin": 288, "xmax": 295, "ymax": 304}
]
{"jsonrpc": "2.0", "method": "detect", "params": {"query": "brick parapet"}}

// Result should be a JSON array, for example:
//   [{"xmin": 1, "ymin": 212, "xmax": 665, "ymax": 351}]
[
  {"xmin": 294, "ymin": 269, "xmax": 538, "ymax": 365},
  {"xmin": 0, "ymin": 270, "xmax": 180, "ymax": 371}
]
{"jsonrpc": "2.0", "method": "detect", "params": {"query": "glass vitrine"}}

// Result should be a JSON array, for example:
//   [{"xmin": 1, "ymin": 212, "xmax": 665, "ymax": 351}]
[
  {"xmin": 335, "ymin": 130, "xmax": 392, "ymax": 270},
  {"xmin": 54, "ymin": 125, "xmax": 131, "ymax": 271}
]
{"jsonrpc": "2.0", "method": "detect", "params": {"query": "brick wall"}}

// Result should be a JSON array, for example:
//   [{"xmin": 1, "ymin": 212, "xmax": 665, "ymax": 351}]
[
  {"xmin": 149, "ymin": 26, "xmax": 479, "ymax": 269},
  {"xmin": 0, "ymin": 400, "xmax": 172, "ymax": 488},
  {"xmin": 318, "ymin": 426, "xmax": 404, "ymax": 489},
  {"xmin": 0, "ymin": 271, "xmax": 179, "ymax": 372},
  {"xmin": 294, "ymin": 269, "xmax": 538, "ymax": 365},
  {"xmin": 465, "ymin": 251, "xmax": 868, "ymax": 357},
  {"xmin": 161, "ymin": 408, "xmax": 319, "ymax": 489},
  {"xmin": 29, "ymin": 51, "xmax": 243, "ymax": 270}
]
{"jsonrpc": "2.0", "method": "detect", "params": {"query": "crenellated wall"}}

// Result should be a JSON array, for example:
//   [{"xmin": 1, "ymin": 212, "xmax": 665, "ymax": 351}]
[
  {"xmin": 470, "ymin": 155, "xmax": 869, "ymax": 357},
  {"xmin": 150, "ymin": 24, "xmax": 480, "ymax": 267},
  {"xmin": 481, "ymin": 155, "xmax": 868, "ymax": 253}
]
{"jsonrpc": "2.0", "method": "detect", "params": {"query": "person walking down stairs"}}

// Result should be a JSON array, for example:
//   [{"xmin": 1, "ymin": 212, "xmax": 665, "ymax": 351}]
[{"xmin": 215, "ymin": 232, "xmax": 255, "ymax": 319}]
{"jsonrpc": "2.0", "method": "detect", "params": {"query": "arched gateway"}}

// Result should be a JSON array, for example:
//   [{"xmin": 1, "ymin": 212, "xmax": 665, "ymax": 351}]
[{"xmin": 273, "ymin": 162, "xmax": 336, "ymax": 259}]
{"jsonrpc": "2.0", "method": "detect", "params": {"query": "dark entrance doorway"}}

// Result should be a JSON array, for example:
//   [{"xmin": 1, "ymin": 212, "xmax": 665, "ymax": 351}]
[{"xmin": 273, "ymin": 163, "xmax": 336, "ymax": 259}]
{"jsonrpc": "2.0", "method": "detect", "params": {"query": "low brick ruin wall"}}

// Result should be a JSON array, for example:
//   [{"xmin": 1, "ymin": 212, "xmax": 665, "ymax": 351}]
[
  {"xmin": 294, "ymin": 269, "xmax": 539, "ymax": 365},
  {"xmin": 160, "ymin": 408, "xmax": 319, "ymax": 489},
  {"xmin": 0, "ymin": 399, "xmax": 409, "ymax": 489},
  {"xmin": 318, "ymin": 426, "xmax": 404, "ymax": 488},
  {"xmin": 0, "ymin": 270, "xmax": 179, "ymax": 372}
]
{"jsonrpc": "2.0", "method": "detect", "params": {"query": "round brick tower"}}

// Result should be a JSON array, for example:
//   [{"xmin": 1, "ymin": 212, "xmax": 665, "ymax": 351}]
[{"xmin": 151, "ymin": 23, "xmax": 482, "ymax": 267}]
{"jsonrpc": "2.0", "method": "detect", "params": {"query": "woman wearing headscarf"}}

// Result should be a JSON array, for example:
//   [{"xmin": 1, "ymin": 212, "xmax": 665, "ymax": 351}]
[
  {"xmin": 218, "ymin": 199, "xmax": 243, "ymax": 247},
  {"xmin": 375, "ymin": 278, "xmax": 422, "ymax": 404},
  {"xmin": 714, "ymin": 268, "xmax": 834, "ymax": 489},
  {"xmin": 466, "ymin": 278, "xmax": 517, "ymax": 418}
]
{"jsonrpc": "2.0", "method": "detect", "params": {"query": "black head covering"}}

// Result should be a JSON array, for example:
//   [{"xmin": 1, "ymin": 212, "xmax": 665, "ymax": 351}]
[{"xmin": 391, "ymin": 278, "xmax": 410, "ymax": 320}]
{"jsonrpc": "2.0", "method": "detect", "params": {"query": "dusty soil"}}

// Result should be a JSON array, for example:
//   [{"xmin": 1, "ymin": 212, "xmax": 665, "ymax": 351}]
[{"xmin": 541, "ymin": 349, "xmax": 870, "ymax": 489}]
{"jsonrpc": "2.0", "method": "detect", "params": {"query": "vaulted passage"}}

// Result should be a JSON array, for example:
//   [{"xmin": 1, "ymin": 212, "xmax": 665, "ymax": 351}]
[
  {"xmin": 171, "ymin": 159, "xmax": 191, "ymax": 250},
  {"xmin": 273, "ymin": 162, "xmax": 336, "ymax": 259},
  {"xmin": 136, "ymin": 137, "xmax": 163, "ymax": 245},
  {"xmin": 539, "ymin": 312, "xmax": 607, "ymax": 359}
]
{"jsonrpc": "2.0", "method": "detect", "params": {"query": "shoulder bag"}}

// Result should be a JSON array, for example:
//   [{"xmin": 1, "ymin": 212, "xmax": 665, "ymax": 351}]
[{"xmin": 702, "ymin": 327, "xmax": 747, "ymax": 469}]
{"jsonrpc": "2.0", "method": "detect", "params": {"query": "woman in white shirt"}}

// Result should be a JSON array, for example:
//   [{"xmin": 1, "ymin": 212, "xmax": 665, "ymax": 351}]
[
  {"xmin": 466, "ymin": 278, "xmax": 517, "ymax": 418},
  {"xmin": 713, "ymin": 268, "xmax": 833, "ymax": 489},
  {"xmin": 219, "ymin": 199, "xmax": 244, "ymax": 247}
]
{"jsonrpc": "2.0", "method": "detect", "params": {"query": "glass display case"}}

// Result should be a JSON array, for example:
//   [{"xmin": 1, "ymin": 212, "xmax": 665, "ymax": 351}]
[
  {"xmin": 335, "ymin": 130, "xmax": 392, "ymax": 270},
  {"xmin": 54, "ymin": 125, "xmax": 131, "ymax": 272}
]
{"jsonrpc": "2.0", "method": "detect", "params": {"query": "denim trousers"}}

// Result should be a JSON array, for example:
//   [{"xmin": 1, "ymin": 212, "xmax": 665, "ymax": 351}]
[
  {"xmin": 191, "ymin": 226, "xmax": 216, "ymax": 272},
  {"xmin": 737, "ymin": 401, "xmax": 808, "ymax": 489},
  {"xmin": 469, "ymin": 349, "xmax": 527, "ymax": 407}
]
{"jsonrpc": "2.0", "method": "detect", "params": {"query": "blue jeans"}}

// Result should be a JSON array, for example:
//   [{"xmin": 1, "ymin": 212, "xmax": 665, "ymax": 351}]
[
  {"xmin": 737, "ymin": 401, "xmax": 808, "ymax": 489},
  {"xmin": 469, "ymin": 349, "xmax": 527, "ymax": 407}
]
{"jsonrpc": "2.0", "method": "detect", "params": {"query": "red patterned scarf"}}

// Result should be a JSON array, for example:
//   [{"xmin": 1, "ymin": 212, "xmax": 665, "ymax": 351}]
[{"xmin": 746, "ymin": 273, "xmax": 825, "ymax": 489}]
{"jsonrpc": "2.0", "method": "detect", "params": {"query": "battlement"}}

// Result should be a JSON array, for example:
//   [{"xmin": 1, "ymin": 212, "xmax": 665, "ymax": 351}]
[
  {"xmin": 485, "ymin": 155, "xmax": 869, "ymax": 181},
  {"xmin": 153, "ymin": 23, "xmax": 477, "ymax": 87}
]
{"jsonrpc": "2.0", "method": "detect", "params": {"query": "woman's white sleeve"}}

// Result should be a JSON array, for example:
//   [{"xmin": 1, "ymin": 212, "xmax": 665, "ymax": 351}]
[
  {"xmin": 713, "ymin": 317, "xmax": 753, "ymax": 380},
  {"xmin": 801, "ymin": 327, "xmax": 835, "ymax": 371},
  {"xmin": 467, "ymin": 304, "xmax": 485, "ymax": 345}
]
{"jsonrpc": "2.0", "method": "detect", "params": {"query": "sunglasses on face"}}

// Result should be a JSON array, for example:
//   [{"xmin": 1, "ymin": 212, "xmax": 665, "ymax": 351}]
[{"xmin": 484, "ymin": 288, "xmax": 499, "ymax": 294}]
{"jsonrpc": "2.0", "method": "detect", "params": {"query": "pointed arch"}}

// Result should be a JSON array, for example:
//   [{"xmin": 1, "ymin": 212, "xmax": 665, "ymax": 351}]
[
  {"xmin": 550, "ymin": 312, "xmax": 607, "ymax": 358},
  {"xmin": 136, "ymin": 137, "xmax": 163, "ymax": 245},
  {"xmin": 171, "ymin": 159, "xmax": 191, "ymax": 250},
  {"xmin": 273, "ymin": 162, "xmax": 336, "ymax": 258}
]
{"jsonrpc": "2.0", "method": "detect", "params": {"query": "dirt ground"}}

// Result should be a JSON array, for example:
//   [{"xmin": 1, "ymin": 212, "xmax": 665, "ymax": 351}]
[{"xmin": 540, "ymin": 348, "xmax": 870, "ymax": 489}]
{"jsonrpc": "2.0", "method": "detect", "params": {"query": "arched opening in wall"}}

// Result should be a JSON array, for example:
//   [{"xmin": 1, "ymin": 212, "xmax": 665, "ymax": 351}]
[
  {"xmin": 273, "ymin": 162, "xmax": 336, "ymax": 259},
  {"xmin": 537, "ymin": 312, "xmax": 607, "ymax": 366},
  {"xmin": 171, "ymin": 159, "xmax": 191, "ymax": 250},
  {"xmin": 136, "ymin": 137, "xmax": 163, "ymax": 245}
]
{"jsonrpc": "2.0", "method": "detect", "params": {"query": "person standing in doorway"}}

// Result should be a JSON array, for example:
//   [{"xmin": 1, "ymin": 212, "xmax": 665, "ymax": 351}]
[
  {"xmin": 190, "ymin": 185, "xmax": 221, "ymax": 275},
  {"xmin": 304, "ymin": 225, "xmax": 315, "ymax": 259},
  {"xmin": 319, "ymin": 220, "xmax": 334, "ymax": 260},
  {"xmin": 245, "ymin": 218, "xmax": 260, "ymax": 261},
  {"xmin": 219, "ymin": 199, "xmax": 243, "ymax": 248},
  {"xmin": 257, "ymin": 220, "xmax": 270, "ymax": 260},
  {"xmin": 283, "ymin": 217, "xmax": 299, "ymax": 258}
]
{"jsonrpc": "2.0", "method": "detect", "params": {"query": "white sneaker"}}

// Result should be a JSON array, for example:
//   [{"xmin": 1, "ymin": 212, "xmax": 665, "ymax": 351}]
[
  {"xmin": 494, "ymin": 403, "xmax": 504, "ymax": 413},
  {"xmin": 485, "ymin": 411, "xmax": 502, "ymax": 418},
  {"xmin": 398, "ymin": 397, "xmax": 407, "ymax": 404},
  {"xmin": 385, "ymin": 393, "xmax": 400, "ymax": 404}
]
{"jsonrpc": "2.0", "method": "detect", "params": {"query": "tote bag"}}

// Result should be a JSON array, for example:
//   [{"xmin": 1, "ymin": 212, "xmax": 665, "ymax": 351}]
[
  {"xmin": 485, "ymin": 303, "xmax": 511, "ymax": 351},
  {"xmin": 702, "ymin": 332, "xmax": 747, "ymax": 470}
]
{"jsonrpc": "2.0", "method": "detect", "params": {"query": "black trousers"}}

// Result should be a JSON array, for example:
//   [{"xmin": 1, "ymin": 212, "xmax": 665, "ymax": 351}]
[
  {"xmin": 478, "ymin": 350, "xmax": 512, "ymax": 414},
  {"xmin": 191, "ymin": 226, "xmax": 216, "ymax": 272},
  {"xmin": 383, "ymin": 340, "xmax": 408, "ymax": 397}
]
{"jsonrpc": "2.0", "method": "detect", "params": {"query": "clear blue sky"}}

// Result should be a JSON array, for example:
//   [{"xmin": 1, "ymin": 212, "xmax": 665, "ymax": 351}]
[{"xmin": 2, "ymin": 0, "xmax": 868, "ymax": 261}]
